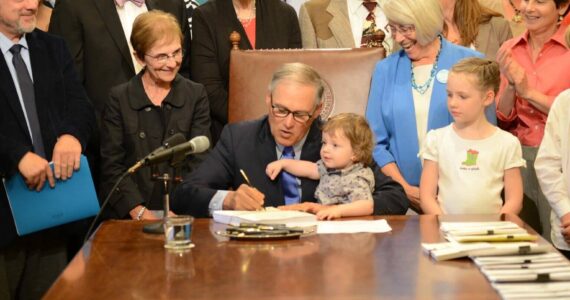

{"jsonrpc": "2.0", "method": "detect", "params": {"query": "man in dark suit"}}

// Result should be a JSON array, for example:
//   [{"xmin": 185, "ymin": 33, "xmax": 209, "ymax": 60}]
[
  {"xmin": 0, "ymin": 0, "xmax": 95, "ymax": 298},
  {"xmin": 49, "ymin": 0, "xmax": 190, "ymax": 120},
  {"xmin": 172, "ymin": 63, "xmax": 408, "ymax": 217}
]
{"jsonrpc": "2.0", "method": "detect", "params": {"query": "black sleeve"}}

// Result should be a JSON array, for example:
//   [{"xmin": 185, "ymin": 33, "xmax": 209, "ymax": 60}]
[
  {"xmin": 190, "ymin": 8, "xmax": 228, "ymax": 125},
  {"xmin": 172, "ymin": 123, "xmax": 237, "ymax": 217},
  {"xmin": 370, "ymin": 161, "xmax": 409, "ymax": 215},
  {"xmin": 186, "ymin": 82, "xmax": 212, "ymax": 169},
  {"xmin": 285, "ymin": 4, "xmax": 302, "ymax": 48},
  {"xmin": 56, "ymin": 37, "xmax": 95, "ymax": 150},
  {"xmin": 99, "ymin": 91, "xmax": 144, "ymax": 218},
  {"xmin": 49, "ymin": 0, "xmax": 85, "ymax": 84},
  {"xmin": 0, "ymin": 133, "xmax": 29, "ymax": 178},
  {"xmin": 178, "ymin": 0, "xmax": 191, "ymax": 78}
]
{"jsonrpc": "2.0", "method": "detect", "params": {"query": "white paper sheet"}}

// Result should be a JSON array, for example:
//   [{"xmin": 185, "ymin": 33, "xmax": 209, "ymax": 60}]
[{"xmin": 316, "ymin": 219, "xmax": 392, "ymax": 234}]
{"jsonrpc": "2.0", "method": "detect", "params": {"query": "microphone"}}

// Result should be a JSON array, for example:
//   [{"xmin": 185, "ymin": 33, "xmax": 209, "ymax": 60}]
[
  {"xmin": 127, "ymin": 133, "xmax": 187, "ymax": 174},
  {"xmin": 128, "ymin": 136, "xmax": 210, "ymax": 173}
]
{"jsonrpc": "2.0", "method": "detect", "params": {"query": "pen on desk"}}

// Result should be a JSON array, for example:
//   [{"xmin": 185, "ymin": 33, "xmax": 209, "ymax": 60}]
[{"xmin": 239, "ymin": 169, "xmax": 265, "ymax": 211}]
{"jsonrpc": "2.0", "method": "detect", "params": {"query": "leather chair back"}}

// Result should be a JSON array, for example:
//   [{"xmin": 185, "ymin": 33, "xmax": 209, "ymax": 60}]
[{"xmin": 228, "ymin": 47, "xmax": 385, "ymax": 123}]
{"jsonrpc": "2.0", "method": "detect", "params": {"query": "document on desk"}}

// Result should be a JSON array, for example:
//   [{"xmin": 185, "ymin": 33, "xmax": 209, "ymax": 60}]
[
  {"xmin": 493, "ymin": 282, "xmax": 570, "ymax": 299},
  {"xmin": 213, "ymin": 209, "xmax": 317, "ymax": 226},
  {"xmin": 316, "ymin": 219, "xmax": 392, "ymax": 234},
  {"xmin": 422, "ymin": 242, "xmax": 550, "ymax": 261}
]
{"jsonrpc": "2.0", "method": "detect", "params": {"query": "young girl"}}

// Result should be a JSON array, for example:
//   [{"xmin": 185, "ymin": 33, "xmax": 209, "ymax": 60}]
[
  {"xmin": 266, "ymin": 113, "xmax": 375, "ymax": 220},
  {"xmin": 420, "ymin": 58, "xmax": 525, "ymax": 215}
]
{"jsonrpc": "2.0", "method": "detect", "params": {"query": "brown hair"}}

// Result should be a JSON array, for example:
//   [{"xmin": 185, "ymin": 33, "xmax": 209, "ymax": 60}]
[
  {"xmin": 450, "ymin": 57, "xmax": 500, "ymax": 94},
  {"xmin": 130, "ymin": 11, "xmax": 183, "ymax": 60},
  {"xmin": 444, "ymin": 0, "xmax": 502, "ymax": 47},
  {"xmin": 322, "ymin": 113, "xmax": 374, "ymax": 166}
]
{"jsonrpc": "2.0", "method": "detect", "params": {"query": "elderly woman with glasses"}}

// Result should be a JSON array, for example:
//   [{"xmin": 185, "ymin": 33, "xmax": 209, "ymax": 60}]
[
  {"xmin": 365, "ymin": 0, "xmax": 496, "ymax": 213},
  {"xmin": 100, "ymin": 11, "xmax": 211, "ymax": 220}
]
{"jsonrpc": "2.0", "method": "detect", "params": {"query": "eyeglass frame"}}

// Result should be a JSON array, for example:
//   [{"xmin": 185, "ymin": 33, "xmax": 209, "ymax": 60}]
[
  {"xmin": 144, "ymin": 48, "xmax": 184, "ymax": 65},
  {"xmin": 269, "ymin": 95, "xmax": 318, "ymax": 123},
  {"xmin": 384, "ymin": 24, "xmax": 416, "ymax": 37}
]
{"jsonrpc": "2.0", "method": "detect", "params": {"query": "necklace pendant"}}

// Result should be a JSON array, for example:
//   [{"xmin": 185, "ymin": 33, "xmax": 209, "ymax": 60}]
[{"xmin": 512, "ymin": 13, "xmax": 522, "ymax": 23}]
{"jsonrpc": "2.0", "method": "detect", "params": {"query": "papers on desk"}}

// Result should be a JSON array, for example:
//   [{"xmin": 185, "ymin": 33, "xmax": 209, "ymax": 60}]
[
  {"xmin": 316, "ymin": 219, "xmax": 392, "ymax": 234},
  {"xmin": 441, "ymin": 221, "xmax": 538, "ymax": 243},
  {"xmin": 474, "ymin": 253, "xmax": 570, "ymax": 298},
  {"xmin": 422, "ymin": 242, "xmax": 549, "ymax": 261},
  {"xmin": 213, "ymin": 210, "xmax": 392, "ymax": 234},
  {"xmin": 213, "ymin": 209, "xmax": 317, "ymax": 226},
  {"xmin": 422, "ymin": 221, "xmax": 545, "ymax": 261},
  {"xmin": 473, "ymin": 253, "xmax": 570, "ymax": 283},
  {"xmin": 492, "ymin": 282, "xmax": 570, "ymax": 299}
]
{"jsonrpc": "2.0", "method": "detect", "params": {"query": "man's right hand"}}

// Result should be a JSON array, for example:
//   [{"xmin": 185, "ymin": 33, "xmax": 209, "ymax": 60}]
[
  {"xmin": 223, "ymin": 184, "xmax": 265, "ymax": 211},
  {"xmin": 18, "ymin": 152, "xmax": 55, "ymax": 191}
]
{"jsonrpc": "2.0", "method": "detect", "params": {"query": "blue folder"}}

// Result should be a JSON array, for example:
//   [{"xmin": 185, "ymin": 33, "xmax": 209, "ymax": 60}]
[{"xmin": 3, "ymin": 155, "xmax": 100, "ymax": 236}]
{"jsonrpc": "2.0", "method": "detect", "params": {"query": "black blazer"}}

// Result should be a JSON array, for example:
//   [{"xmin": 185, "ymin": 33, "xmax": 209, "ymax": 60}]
[
  {"xmin": 0, "ymin": 30, "xmax": 95, "ymax": 248},
  {"xmin": 49, "ymin": 0, "xmax": 191, "ymax": 119},
  {"xmin": 100, "ymin": 73, "xmax": 211, "ymax": 219},
  {"xmin": 190, "ymin": 0, "xmax": 302, "ymax": 142},
  {"xmin": 171, "ymin": 117, "xmax": 409, "ymax": 217}
]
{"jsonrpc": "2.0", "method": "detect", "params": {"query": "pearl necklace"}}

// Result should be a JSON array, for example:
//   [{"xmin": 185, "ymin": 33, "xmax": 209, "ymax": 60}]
[
  {"xmin": 234, "ymin": 0, "xmax": 256, "ymax": 28},
  {"xmin": 411, "ymin": 35, "xmax": 443, "ymax": 95}
]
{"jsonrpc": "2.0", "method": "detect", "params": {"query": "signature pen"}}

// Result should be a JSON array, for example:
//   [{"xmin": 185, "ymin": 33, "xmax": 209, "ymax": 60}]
[{"xmin": 239, "ymin": 169, "xmax": 265, "ymax": 211}]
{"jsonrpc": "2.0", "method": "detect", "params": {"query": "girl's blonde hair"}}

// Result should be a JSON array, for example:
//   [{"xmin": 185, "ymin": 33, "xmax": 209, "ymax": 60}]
[
  {"xmin": 322, "ymin": 113, "xmax": 374, "ymax": 166},
  {"xmin": 450, "ymin": 57, "xmax": 500, "ymax": 94}
]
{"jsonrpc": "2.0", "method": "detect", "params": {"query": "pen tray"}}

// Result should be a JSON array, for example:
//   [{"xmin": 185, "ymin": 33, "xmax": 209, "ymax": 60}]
[
  {"xmin": 216, "ymin": 223, "xmax": 304, "ymax": 241},
  {"xmin": 216, "ymin": 231, "xmax": 302, "ymax": 241}
]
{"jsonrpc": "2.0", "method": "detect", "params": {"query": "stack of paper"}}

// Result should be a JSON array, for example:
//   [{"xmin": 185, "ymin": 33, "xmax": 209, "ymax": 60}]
[
  {"xmin": 441, "ymin": 222, "xmax": 537, "ymax": 243},
  {"xmin": 213, "ymin": 208, "xmax": 317, "ymax": 226},
  {"xmin": 422, "ymin": 222, "xmax": 545, "ymax": 261},
  {"xmin": 474, "ymin": 253, "xmax": 570, "ymax": 282},
  {"xmin": 491, "ymin": 282, "xmax": 570, "ymax": 299},
  {"xmin": 422, "ymin": 242, "xmax": 550, "ymax": 261},
  {"xmin": 471, "ymin": 251, "xmax": 570, "ymax": 298}
]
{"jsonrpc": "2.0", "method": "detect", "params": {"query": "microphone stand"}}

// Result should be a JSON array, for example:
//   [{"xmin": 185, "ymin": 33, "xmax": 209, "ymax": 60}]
[{"xmin": 142, "ymin": 148, "xmax": 185, "ymax": 234}]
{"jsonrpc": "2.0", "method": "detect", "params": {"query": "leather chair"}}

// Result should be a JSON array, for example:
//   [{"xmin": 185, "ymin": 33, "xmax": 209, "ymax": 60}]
[{"xmin": 227, "ymin": 33, "xmax": 386, "ymax": 123}]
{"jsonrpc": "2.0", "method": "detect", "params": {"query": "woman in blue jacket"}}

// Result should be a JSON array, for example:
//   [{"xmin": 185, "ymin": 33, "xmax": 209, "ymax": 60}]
[{"xmin": 366, "ymin": 0, "xmax": 496, "ymax": 212}]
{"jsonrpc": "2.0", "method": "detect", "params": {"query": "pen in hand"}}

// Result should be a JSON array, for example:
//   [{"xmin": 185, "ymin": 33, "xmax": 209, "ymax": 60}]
[{"xmin": 239, "ymin": 169, "xmax": 265, "ymax": 211}]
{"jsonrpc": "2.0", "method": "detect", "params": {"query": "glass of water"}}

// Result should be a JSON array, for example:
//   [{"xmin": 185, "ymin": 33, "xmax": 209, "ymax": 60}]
[{"xmin": 163, "ymin": 215, "xmax": 194, "ymax": 249}]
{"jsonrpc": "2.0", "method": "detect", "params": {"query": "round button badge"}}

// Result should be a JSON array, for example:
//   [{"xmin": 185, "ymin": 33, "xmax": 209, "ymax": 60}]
[{"xmin": 436, "ymin": 69, "xmax": 449, "ymax": 84}]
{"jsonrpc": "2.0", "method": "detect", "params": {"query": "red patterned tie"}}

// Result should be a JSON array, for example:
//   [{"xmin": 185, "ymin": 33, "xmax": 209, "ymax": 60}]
[
  {"xmin": 115, "ymin": 0, "xmax": 145, "ymax": 7},
  {"xmin": 360, "ymin": 0, "xmax": 385, "ymax": 49}
]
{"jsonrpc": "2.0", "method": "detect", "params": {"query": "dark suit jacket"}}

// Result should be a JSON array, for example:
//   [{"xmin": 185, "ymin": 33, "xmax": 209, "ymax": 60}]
[
  {"xmin": 100, "ymin": 73, "xmax": 211, "ymax": 219},
  {"xmin": 171, "ymin": 117, "xmax": 408, "ymax": 217},
  {"xmin": 0, "ymin": 30, "xmax": 95, "ymax": 248},
  {"xmin": 190, "ymin": 0, "xmax": 301, "ymax": 143},
  {"xmin": 49, "ymin": 0, "xmax": 191, "ymax": 119}
]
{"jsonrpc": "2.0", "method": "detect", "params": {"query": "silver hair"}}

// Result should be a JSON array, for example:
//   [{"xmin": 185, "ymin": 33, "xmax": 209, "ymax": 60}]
[{"xmin": 268, "ymin": 63, "xmax": 324, "ymax": 106}]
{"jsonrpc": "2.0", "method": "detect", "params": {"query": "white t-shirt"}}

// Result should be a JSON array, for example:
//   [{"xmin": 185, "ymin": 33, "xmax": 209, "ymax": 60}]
[{"xmin": 421, "ymin": 124, "xmax": 525, "ymax": 214}]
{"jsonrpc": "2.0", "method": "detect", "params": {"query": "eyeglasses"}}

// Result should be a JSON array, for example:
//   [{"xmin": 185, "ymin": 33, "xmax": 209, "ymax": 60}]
[
  {"xmin": 270, "ymin": 96, "xmax": 315, "ymax": 123},
  {"xmin": 145, "ymin": 48, "xmax": 183, "ymax": 64},
  {"xmin": 384, "ymin": 24, "xmax": 415, "ymax": 37}
]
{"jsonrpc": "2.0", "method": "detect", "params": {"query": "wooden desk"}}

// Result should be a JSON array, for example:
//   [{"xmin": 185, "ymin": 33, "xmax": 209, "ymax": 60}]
[{"xmin": 45, "ymin": 215, "xmax": 541, "ymax": 299}]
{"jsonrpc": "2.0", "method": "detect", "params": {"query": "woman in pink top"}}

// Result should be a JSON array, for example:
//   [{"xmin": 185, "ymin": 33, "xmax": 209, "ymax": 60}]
[{"xmin": 496, "ymin": 0, "xmax": 570, "ymax": 240}]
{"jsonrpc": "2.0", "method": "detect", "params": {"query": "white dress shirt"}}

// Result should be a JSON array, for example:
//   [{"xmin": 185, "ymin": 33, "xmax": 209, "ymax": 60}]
[
  {"xmin": 116, "ymin": 1, "xmax": 148, "ymax": 74},
  {"xmin": 536, "ymin": 89, "xmax": 570, "ymax": 250}
]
